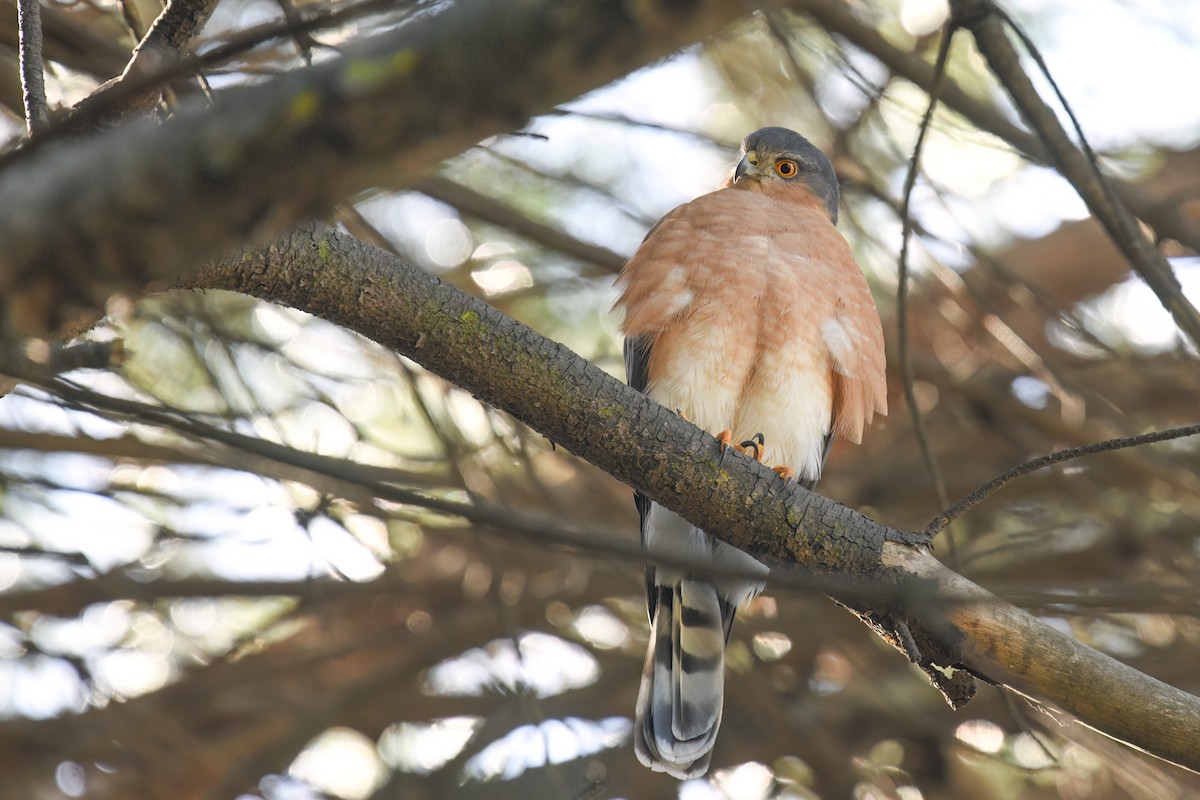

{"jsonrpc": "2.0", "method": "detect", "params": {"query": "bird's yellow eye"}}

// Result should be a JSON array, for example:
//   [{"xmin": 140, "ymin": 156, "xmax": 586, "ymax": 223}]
[{"xmin": 775, "ymin": 159, "xmax": 798, "ymax": 178}]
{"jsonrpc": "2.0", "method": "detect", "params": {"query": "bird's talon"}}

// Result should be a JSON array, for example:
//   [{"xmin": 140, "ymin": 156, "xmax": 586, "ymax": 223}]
[
  {"xmin": 739, "ymin": 433, "xmax": 766, "ymax": 462},
  {"xmin": 772, "ymin": 465, "xmax": 795, "ymax": 481},
  {"xmin": 716, "ymin": 429, "xmax": 733, "ymax": 465}
]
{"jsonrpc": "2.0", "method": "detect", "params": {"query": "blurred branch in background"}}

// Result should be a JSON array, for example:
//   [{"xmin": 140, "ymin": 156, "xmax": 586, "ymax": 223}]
[
  {"xmin": 0, "ymin": 1, "xmax": 1199, "ymax": 799},
  {"xmin": 952, "ymin": 0, "xmax": 1200, "ymax": 348}
]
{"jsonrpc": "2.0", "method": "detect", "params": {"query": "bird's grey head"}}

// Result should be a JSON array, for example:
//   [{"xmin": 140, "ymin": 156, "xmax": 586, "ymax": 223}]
[{"xmin": 732, "ymin": 127, "xmax": 840, "ymax": 223}]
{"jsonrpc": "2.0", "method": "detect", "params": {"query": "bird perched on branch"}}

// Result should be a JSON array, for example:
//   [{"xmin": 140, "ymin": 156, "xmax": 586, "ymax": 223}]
[{"xmin": 614, "ymin": 127, "xmax": 887, "ymax": 779}]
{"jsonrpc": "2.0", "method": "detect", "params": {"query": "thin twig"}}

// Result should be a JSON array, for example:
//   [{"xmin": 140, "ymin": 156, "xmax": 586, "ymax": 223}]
[
  {"xmin": 926, "ymin": 422, "xmax": 1200, "ymax": 536},
  {"xmin": 17, "ymin": 0, "xmax": 50, "ymax": 135},
  {"xmin": 896, "ymin": 23, "xmax": 957, "ymax": 546},
  {"xmin": 272, "ymin": 0, "xmax": 320, "ymax": 66},
  {"xmin": 0, "ymin": 543, "xmax": 90, "ymax": 565},
  {"xmin": 762, "ymin": 10, "xmax": 818, "ymax": 97}
]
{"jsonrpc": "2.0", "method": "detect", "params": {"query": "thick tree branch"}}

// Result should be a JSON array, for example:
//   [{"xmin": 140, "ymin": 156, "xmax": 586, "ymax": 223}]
[
  {"xmin": 181, "ymin": 222, "xmax": 1200, "ymax": 772},
  {"xmin": 187, "ymin": 225, "xmax": 908, "ymax": 574},
  {"xmin": 0, "ymin": 0, "xmax": 749, "ymax": 338},
  {"xmin": 891, "ymin": 547, "xmax": 1200, "ymax": 774}
]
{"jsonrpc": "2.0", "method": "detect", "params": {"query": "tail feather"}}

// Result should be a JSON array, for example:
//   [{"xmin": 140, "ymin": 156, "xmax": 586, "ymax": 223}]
[
  {"xmin": 635, "ymin": 580, "xmax": 732, "ymax": 778},
  {"xmin": 673, "ymin": 581, "xmax": 725, "ymax": 741},
  {"xmin": 634, "ymin": 501, "xmax": 767, "ymax": 779}
]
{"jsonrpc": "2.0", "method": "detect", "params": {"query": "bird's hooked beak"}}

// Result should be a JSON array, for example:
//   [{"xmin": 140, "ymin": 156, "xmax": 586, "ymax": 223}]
[{"xmin": 734, "ymin": 150, "xmax": 763, "ymax": 182}]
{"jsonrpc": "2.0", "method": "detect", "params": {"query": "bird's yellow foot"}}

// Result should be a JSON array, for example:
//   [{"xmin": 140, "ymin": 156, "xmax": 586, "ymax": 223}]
[
  {"xmin": 773, "ymin": 465, "xmax": 795, "ymax": 481},
  {"xmin": 739, "ymin": 432, "xmax": 765, "ymax": 461}
]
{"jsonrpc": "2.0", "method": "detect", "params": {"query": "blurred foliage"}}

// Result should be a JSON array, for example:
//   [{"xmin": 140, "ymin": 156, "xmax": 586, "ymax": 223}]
[{"xmin": 1, "ymin": 0, "xmax": 1199, "ymax": 799}]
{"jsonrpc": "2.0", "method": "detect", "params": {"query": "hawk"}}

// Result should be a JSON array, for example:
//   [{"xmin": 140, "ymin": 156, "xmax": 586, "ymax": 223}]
[{"xmin": 613, "ymin": 127, "xmax": 887, "ymax": 778}]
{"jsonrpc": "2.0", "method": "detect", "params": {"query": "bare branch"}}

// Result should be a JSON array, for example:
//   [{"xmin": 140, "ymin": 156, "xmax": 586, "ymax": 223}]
[
  {"xmin": 414, "ymin": 174, "xmax": 627, "ymax": 272},
  {"xmin": 927, "ymin": 422, "xmax": 1200, "ymax": 536},
  {"xmin": 16, "ymin": 0, "xmax": 48, "ymax": 134},
  {"xmin": 890, "ymin": 544, "xmax": 1200, "ymax": 774},
  {"xmin": 896, "ymin": 21, "xmax": 956, "ymax": 539},
  {"xmin": 93, "ymin": 0, "xmax": 220, "ymax": 123},
  {"xmin": 55, "ymin": 0, "xmax": 365, "ymax": 137}
]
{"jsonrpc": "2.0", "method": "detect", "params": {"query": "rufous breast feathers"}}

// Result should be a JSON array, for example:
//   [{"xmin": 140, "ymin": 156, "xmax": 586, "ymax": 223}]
[{"xmin": 615, "ymin": 184, "xmax": 886, "ymax": 448}]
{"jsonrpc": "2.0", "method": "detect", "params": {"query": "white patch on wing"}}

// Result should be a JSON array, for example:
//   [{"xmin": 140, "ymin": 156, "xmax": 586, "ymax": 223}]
[
  {"xmin": 779, "ymin": 252, "xmax": 813, "ymax": 275},
  {"xmin": 822, "ymin": 316, "xmax": 859, "ymax": 377},
  {"xmin": 655, "ymin": 268, "xmax": 695, "ymax": 319}
]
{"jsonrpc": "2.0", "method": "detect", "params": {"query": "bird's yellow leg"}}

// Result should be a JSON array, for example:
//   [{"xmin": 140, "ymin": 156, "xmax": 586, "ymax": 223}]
[{"xmin": 772, "ymin": 465, "xmax": 795, "ymax": 481}]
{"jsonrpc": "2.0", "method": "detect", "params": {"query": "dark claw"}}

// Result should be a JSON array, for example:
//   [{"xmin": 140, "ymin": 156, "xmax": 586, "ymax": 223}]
[{"xmin": 739, "ymin": 432, "xmax": 765, "ymax": 460}]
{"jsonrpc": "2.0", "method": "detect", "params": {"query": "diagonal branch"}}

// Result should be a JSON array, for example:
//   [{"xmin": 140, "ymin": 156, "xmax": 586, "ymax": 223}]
[
  {"xmin": 0, "ymin": 0, "xmax": 1198, "ymax": 775},
  {"xmin": 926, "ymin": 422, "xmax": 1200, "ymax": 536},
  {"xmin": 414, "ymin": 174, "xmax": 627, "ymax": 272},
  {"xmin": 73, "ymin": 0, "xmax": 220, "ymax": 128},
  {"xmin": 182, "ymin": 222, "xmax": 1200, "ymax": 773}
]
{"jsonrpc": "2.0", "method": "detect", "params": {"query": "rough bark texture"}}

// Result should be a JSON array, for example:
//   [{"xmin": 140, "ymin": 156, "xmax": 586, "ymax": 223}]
[
  {"xmin": 185, "ymin": 223, "xmax": 1200, "ymax": 772},
  {"xmin": 187, "ymin": 224, "xmax": 899, "ymax": 578},
  {"xmin": 888, "ymin": 544, "xmax": 1200, "ymax": 772}
]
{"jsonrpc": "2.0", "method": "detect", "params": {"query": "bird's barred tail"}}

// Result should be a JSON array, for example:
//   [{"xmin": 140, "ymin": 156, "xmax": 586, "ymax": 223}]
[{"xmin": 634, "ymin": 578, "xmax": 731, "ymax": 779}]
